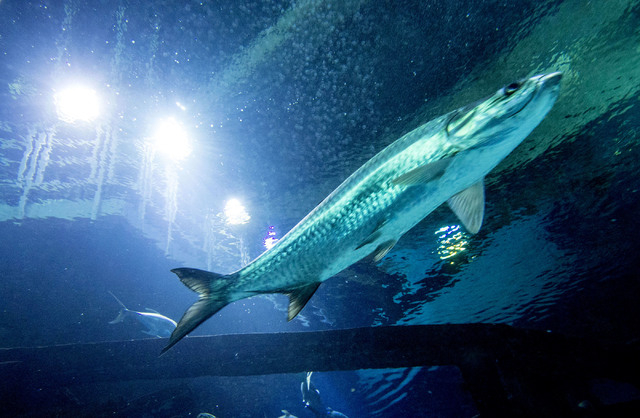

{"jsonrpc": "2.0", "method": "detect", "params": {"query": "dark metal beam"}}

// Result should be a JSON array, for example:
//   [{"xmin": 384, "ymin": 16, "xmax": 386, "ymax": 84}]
[{"xmin": 1, "ymin": 324, "xmax": 638, "ymax": 417}]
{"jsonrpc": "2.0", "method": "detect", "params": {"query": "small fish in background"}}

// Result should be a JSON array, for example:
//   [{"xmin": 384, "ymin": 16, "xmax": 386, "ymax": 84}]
[
  {"xmin": 277, "ymin": 410, "xmax": 298, "ymax": 418},
  {"xmin": 108, "ymin": 291, "xmax": 177, "ymax": 338},
  {"xmin": 301, "ymin": 372, "xmax": 349, "ymax": 418}
]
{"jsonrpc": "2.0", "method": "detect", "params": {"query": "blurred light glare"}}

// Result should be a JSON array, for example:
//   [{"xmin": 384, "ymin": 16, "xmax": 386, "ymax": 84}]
[
  {"xmin": 264, "ymin": 237, "xmax": 278, "ymax": 250},
  {"xmin": 54, "ymin": 85, "xmax": 101, "ymax": 123},
  {"xmin": 152, "ymin": 117, "xmax": 192, "ymax": 160},
  {"xmin": 435, "ymin": 225, "xmax": 468, "ymax": 259},
  {"xmin": 224, "ymin": 198, "xmax": 251, "ymax": 225},
  {"xmin": 264, "ymin": 225, "xmax": 278, "ymax": 250}
]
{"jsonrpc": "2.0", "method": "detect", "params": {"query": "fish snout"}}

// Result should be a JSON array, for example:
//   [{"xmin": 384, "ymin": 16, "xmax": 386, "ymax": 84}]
[{"xmin": 541, "ymin": 71, "xmax": 562, "ymax": 89}]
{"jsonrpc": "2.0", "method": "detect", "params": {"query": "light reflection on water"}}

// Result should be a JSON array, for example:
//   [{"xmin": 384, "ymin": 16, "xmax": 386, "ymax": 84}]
[
  {"xmin": 434, "ymin": 224, "xmax": 468, "ymax": 260},
  {"xmin": 393, "ymin": 214, "xmax": 563, "ymax": 326}
]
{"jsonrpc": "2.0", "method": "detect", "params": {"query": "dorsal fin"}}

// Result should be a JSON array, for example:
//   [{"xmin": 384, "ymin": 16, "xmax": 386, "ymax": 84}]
[
  {"xmin": 285, "ymin": 282, "xmax": 321, "ymax": 320},
  {"xmin": 447, "ymin": 179, "xmax": 485, "ymax": 234}
]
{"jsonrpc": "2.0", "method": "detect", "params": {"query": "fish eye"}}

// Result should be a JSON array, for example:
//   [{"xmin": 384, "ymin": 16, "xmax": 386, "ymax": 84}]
[{"xmin": 503, "ymin": 81, "xmax": 522, "ymax": 96}]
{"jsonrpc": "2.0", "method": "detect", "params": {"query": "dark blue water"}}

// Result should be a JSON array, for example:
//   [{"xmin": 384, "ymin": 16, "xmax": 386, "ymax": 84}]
[{"xmin": 1, "ymin": 0, "xmax": 640, "ymax": 416}]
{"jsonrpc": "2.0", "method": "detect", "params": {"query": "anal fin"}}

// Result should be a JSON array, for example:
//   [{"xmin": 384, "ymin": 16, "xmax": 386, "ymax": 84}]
[
  {"xmin": 447, "ymin": 179, "xmax": 485, "ymax": 234},
  {"xmin": 285, "ymin": 282, "xmax": 321, "ymax": 321}
]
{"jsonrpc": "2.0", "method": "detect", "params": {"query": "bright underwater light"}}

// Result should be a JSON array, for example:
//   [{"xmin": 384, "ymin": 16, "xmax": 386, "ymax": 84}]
[
  {"xmin": 224, "ymin": 198, "xmax": 251, "ymax": 225},
  {"xmin": 152, "ymin": 117, "xmax": 192, "ymax": 160},
  {"xmin": 54, "ymin": 85, "xmax": 101, "ymax": 123}
]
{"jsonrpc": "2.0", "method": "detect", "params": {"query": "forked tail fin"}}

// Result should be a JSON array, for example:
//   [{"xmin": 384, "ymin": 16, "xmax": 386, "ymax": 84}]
[
  {"xmin": 108, "ymin": 291, "xmax": 128, "ymax": 310},
  {"xmin": 161, "ymin": 268, "xmax": 234, "ymax": 355},
  {"xmin": 108, "ymin": 309, "xmax": 127, "ymax": 324},
  {"xmin": 108, "ymin": 291, "xmax": 129, "ymax": 324}
]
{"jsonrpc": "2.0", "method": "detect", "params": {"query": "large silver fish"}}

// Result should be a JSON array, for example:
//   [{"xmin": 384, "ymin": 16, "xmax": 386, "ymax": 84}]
[{"xmin": 162, "ymin": 72, "xmax": 562, "ymax": 353}]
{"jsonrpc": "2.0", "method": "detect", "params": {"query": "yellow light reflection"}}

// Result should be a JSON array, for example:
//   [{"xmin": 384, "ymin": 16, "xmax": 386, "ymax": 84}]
[{"xmin": 435, "ymin": 225, "xmax": 468, "ymax": 259}]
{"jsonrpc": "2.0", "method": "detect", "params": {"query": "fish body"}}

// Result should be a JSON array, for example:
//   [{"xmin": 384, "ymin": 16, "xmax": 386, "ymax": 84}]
[
  {"xmin": 163, "ymin": 73, "xmax": 562, "ymax": 353},
  {"xmin": 108, "ymin": 292, "xmax": 177, "ymax": 338}
]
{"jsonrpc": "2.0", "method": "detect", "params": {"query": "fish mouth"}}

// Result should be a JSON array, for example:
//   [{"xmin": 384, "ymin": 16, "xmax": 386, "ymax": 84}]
[
  {"xmin": 536, "ymin": 72, "xmax": 563, "ymax": 100},
  {"xmin": 538, "ymin": 71, "xmax": 563, "ymax": 89},
  {"xmin": 507, "ymin": 72, "xmax": 562, "ymax": 118}
]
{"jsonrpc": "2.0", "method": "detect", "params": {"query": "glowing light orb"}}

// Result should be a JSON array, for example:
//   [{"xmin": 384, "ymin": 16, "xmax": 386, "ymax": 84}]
[
  {"xmin": 54, "ymin": 85, "xmax": 101, "ymax": 123},
  {"xmin": 152, "ymin": 117, "xmax": 192, "ymax": 160},
  {"xmin": 224, "ymin": 198, "xmax": 251, "ymax": 225}
]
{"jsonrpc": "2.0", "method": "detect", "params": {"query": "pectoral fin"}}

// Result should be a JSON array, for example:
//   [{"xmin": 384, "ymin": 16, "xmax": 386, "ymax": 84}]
[
  {"xmin": 355, "ymin": 231, "xmax": 381, "ymax": 250},
  {"xmin": 392, "ymin": 158, "xmax": 451, "ymax": 186},
  {"xmin": 355, "ymin": 218, "xmax": 388, "ymax": 250},
  {"xmin": 285, "ymin": 282, "xmax": 321, "ymax": 321},
  {"xmin": 447, "ymin": 179, "xmax": 485, "ymax": 234},
  {"xmin": 371, "ymin": 239, "xmax": 397, "ymax": 262}
]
